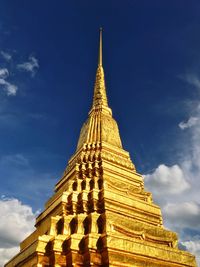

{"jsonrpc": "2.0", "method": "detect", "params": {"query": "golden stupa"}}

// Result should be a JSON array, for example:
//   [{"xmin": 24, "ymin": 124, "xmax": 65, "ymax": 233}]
[{"xmin": 6, "ymin": 30, "xmax": 197, "ymax": 267}]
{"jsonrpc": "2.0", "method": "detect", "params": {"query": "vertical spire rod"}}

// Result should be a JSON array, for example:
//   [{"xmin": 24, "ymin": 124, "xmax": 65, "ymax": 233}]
[
  {"xmin": 91, "ymin": 27, "xmax": 110, "ymax": 110},
  {"xmin": 98, "ymin": 28, "xmax": 103, "ymax": 66}
]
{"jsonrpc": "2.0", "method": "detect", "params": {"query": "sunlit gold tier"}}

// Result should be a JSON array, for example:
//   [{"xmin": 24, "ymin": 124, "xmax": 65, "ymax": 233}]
[{"xmin": 5, "ymin": 29, "xmax": 197, "ymax": 267}]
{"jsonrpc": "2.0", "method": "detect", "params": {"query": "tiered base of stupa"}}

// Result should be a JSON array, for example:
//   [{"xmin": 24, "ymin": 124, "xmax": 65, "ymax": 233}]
[
  {"xmin": 5, "ymin": 143, "xmax": 196, "ymax": 267},
  {"xmin": 5, "ymin": 213, "xmax": 196, "ymax": 267}
]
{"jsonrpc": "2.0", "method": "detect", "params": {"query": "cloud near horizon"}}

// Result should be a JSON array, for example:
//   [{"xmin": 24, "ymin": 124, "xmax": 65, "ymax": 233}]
[
  {"xmin": 0, "ymin": 152, "xmax": 58, "ymax": 265},
  {"xmin": 163, "ymin": 202, "xmax": 200, "ymax": 229},
  {"xmin": 0, "ymin": 197, "xmax": 37, "ymax": 265},
  {"xmin": 145, "ymin": 73, "xmax": 200, "ymax": 265}
]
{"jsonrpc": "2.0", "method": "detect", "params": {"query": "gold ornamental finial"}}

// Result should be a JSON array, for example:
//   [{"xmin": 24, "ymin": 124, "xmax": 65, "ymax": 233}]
[
  {"xmin": 76, "ymin": 28, "xmax": 122, "ymax": 151},
  {"xmin": 92, "ymin": 28, "xmax": 109, "ymax": 109},
  {"xmin": 98, "ymin": 27, "xmax": 103, "ymax": 66}
]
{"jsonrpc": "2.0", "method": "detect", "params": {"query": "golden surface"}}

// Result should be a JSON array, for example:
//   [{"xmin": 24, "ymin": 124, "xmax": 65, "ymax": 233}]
[{"xmin": 5, "ymin": 29, "xmax": 197, "ymax": 267}]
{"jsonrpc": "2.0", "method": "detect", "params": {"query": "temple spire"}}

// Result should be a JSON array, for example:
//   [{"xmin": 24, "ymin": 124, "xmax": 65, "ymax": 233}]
[
  {"xmin": 92, "ymin": 28, "xmax": 109, "ymax": 109},
  {"xmin": 98, "ymin": 27, "xmax": 103, "ymax": 66},
  {"xmin": 76, "ymin": 29, "xmax": 122, "ymax": 150}
]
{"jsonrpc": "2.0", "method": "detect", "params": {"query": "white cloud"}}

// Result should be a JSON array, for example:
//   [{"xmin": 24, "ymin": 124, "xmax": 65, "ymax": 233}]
[
  {"xmin": 0, "ymin": 197, "xmax": 36, "ymax": 248},
  {"xmin": 0, "ymin": 68, "xmax": 9, "ymax": 79},
  {"xmin": 0, "ymin": 197, "xmax": 36, "ymax": 265},
  {"xmin": 181, "ymin": 237, "xmax": 200, "ymax": 266},
  {"xmin": 0, "ymin": 79, "xmax": 18, "ymax": 96},
  {"xmin": 183, "ymin": 73, "xmax": 200, "ymax": 90},
  {"xmin": 0, "ymin": 54, "xmax": 39, "ymax": 96},
  {"xmin": 163, "ymin": 202, "xmax": 200, "ymax": 229},
  {"xmin": 0, "ymin": 152, "xmax": 57, "ymax": 265},
  {"xmin": 179, "ymin": 116, "xmax": 199, "ymax": 130},
  {"xmin": 0, "ymin": 68, "xmax": 18, "ymax": 96},
  {"xmin": 144, "ymin": 164, "xmax": 190, "ymax": 195},
  {"xmin": 0, "ymin": 247, "xmax": 19, "ymax": 267},
  {"xmin": 17, "ymin": 56, "xmax": 39, "ymax": 77},
  {"xmin": 144, "ymin": 73, "xmax": 200, "ymax": 264},
  {"xmin": 0, "ymin": 51, "xmax": 12, "ymax": 61}
]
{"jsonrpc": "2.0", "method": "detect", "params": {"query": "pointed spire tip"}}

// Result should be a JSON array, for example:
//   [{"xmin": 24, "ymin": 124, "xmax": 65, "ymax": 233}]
[{"xmin": 98, "ymin": 28, "xmax": 103, "ymax": 66}]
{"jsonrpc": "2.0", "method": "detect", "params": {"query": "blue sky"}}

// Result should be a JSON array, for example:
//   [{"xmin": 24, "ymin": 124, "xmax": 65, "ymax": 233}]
[{"xmin": 0, "ymin": 1, "xmax": 200, "ymax": 265}]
